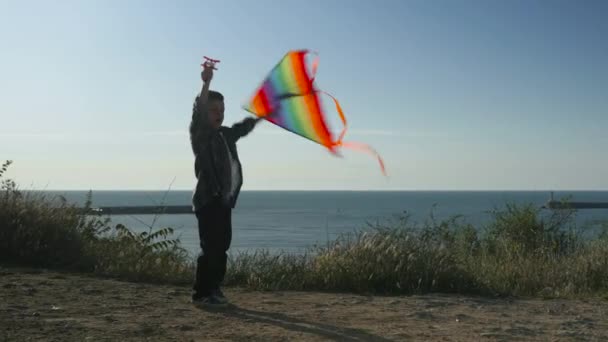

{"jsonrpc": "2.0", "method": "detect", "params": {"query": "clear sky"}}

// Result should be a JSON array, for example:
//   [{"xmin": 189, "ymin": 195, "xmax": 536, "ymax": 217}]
[{"xmin": 1, "ymin": 0, "xmax": 607, "ymax": 191}]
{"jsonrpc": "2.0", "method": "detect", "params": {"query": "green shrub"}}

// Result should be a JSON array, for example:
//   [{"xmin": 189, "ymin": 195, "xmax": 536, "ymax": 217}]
[
  {"xmin": 0, "ymin": 160, "xmax": 193, "ymax": 284},
  {"xmin": 2, "ymin": 159, "xmax": 607, "ymax": 297}
]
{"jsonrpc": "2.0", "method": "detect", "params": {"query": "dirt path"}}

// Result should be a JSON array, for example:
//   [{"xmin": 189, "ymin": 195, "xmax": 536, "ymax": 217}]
[{"xmin": 1, "ymin": 267, "xmax": 607, "ymax": 341}]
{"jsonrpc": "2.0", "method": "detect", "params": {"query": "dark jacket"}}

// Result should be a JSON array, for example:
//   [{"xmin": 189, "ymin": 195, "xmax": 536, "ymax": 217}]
[{"xmin": 189, "ymin": 95, "xmax": 257, "ymax": 211}]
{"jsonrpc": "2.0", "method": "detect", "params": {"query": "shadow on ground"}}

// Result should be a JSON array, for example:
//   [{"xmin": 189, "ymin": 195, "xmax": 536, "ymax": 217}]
[{"xmin": 196, "ymin": 303, "xmax": 393, "ymax": 342}]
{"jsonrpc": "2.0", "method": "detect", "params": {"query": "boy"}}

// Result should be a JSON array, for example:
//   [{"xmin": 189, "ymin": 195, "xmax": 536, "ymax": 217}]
[{"xmin": 189, "ymin": 62, "xmax": 260, "ymax": 305}]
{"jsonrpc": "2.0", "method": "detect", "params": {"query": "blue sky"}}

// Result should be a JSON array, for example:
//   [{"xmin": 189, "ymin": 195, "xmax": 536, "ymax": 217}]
[{"xmin": 1, "ymin": 0, "xmax": 607, "ymax": 190}]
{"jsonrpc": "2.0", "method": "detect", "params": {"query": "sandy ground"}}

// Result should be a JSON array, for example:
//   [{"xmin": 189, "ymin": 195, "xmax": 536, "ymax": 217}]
[{"xmin": 1, "ymin": 267, "xmax": 607, "ymax": 341}]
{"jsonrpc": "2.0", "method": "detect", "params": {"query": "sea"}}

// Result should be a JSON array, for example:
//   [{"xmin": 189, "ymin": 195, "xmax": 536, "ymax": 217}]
[{"xmin": 42, "ymin": 191, "xmax": 608, "ymax": 258}]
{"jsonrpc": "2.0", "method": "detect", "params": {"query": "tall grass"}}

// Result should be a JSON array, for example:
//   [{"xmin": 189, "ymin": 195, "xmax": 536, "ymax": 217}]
[
  {"xmin": 2, "ymin": 159, "xmax": 607, "ymax": 297},
  {"xmin": 0, "ymin": 160, "xmax": 193, "ymax": 284},
  {"xmin": 224, "ymin": 208, "xmax": 608, "ymax": 297}
]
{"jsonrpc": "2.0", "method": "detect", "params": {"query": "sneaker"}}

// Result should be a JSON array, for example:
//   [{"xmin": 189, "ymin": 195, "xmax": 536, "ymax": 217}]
[
  {"xmin": 211, "ymin": 289, "xmax": 228, "ymax": 304},
  {"xmin": 191, "ymin": 295, "xmax": 226, "ymax": 306}
]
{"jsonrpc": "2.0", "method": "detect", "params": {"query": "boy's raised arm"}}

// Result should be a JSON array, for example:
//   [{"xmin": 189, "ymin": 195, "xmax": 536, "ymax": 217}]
[
  {"xmin": 190, "ymin": 67, "xmax": 222, "ymax": 196},
  {"xmin": 190, "ymin": 85, "xmax": 212, "ymax": 149},
  {"xmin": 190, "ymin": 68, "xmax": 213, "ymax": 138}
]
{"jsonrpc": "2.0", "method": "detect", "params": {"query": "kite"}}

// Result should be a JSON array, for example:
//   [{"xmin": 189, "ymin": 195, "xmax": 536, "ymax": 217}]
[{"xmin": 242, "ymin": 50, "xmax": 387, "ymax": 176}]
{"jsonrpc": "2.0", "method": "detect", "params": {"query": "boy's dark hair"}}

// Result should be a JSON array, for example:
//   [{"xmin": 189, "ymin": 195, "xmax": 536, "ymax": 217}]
[{"xmin": 209, "ymin": 90, "xmax": 224, "ymax": 102}]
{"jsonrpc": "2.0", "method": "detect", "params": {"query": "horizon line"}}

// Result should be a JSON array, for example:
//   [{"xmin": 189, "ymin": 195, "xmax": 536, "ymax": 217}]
[{"xmin": 29, "ymin": 189, "xmax": 608, "ymax": 192}]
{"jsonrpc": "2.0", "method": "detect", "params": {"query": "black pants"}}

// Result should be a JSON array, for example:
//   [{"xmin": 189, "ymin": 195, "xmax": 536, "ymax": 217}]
[{"xmin": 193, "ymin": 199, "xmax": 232, "ymax": 299}]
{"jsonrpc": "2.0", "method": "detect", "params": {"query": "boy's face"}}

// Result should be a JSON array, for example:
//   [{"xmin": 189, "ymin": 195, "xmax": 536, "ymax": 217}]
[{"xmin": 208, "ymin": 99, "xmax": 225, "ymax": 129}]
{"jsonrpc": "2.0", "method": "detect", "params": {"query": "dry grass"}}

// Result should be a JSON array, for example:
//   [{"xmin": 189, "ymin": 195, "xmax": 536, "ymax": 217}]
[
  {"xmin": 0, "ymin": 160, "xmax": 193, "ymax": 284},
  {"xmin": 2, "ymin": 160, "xmax": 607, "ymax": 298}
]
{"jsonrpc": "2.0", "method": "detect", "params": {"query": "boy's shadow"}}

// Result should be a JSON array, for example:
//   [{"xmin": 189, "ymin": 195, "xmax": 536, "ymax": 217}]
[{"xmin": 197, "ymin": 303, "xmax": 393, "ymax": 342}]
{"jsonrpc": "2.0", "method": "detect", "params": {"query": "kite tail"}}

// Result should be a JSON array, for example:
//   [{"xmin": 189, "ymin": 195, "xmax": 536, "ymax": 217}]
[
  {"xmin": 339, "ymin": 141, "xmax": 388, "ymax": 176},
  {"xmin": 320, "ymin": 91, "xmax": 348, "ymax": 143},
  {"xmin": 311, "ymin": 53, "xmax": 319, "ymax": 80},
  {"xmin": 320, "ymin": 91, "xmax": 387, "ymax": 176}
]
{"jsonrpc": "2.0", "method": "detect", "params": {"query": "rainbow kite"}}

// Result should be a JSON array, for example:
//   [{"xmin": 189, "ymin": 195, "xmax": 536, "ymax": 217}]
[{"xmin": 242, "ymin": 50, "xmax": 387, "ymax": 175}]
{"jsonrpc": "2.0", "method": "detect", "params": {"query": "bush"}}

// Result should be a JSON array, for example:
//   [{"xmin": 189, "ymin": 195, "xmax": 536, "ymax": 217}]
[
  {"xmin": 2, "ymin": 159, "xmax": 607, "ymax": 297},
  {"xmin": 225, "ymin": 203, "xmax": 608, "ymax": 297},
  {"xmin": 0, "ymin": 160, "xmax": 193, "ymax": 284}
]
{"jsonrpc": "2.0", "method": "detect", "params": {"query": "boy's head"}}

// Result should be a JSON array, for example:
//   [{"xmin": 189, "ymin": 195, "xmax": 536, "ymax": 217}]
[{"xmin": 207, "ymin": 90, "xmax": 225, "ymax": 129}]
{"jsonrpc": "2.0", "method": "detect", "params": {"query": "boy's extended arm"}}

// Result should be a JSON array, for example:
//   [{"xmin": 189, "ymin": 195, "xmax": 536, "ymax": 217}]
[{"xmin": 230, "ymin": 116, "xmax": 262, "ymax": 142}]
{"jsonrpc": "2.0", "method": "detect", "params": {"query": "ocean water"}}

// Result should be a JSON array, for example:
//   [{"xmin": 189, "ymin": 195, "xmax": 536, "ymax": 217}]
[{"xmin": 43, "ymin": 190, "xmax": 608, "ymax": 258}]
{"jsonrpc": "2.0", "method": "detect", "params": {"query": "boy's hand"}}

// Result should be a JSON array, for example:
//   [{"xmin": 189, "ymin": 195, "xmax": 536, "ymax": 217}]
[{"xmin": 201, "ymin": 64, "xmax": 214, "ymax": 83}]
